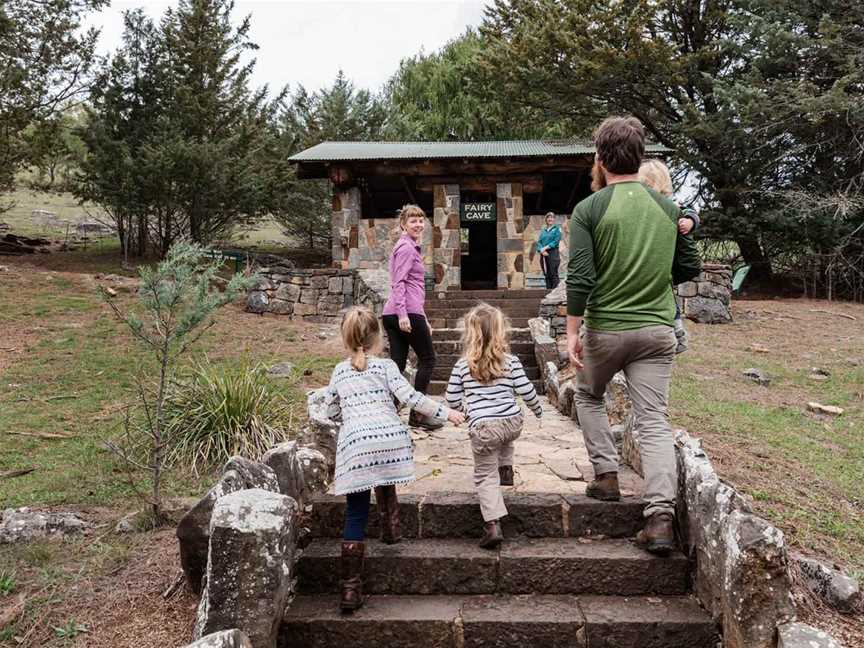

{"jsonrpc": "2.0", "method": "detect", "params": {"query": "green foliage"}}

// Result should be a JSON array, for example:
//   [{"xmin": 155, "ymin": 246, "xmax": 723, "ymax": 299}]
[
  {"xmin": 271, "ymin": 72, "xmax": 387, "ymax": 250},
  {"xmin": 478, "ymin": 0, "xmax": 864, "ymax": 287},
  {"xmin": 383, "ymin": 29, "xmax": 565, "ymax": 141},
  {"xmin": 0, "ymin": 0, "xmax": 106, "ymax": 199},
  {"xmin": 52, "ymin": 619, "xmax": 88, "ymax": 642},
  {"xmin": 162, "ymin": 359, "xmax": 294, "ymax": 474},
  {"xmin": 22, "ymin": 108, "xmax": 86, "ymax": 192},
  {"xmin": 104, "ymin": 241, "xmax": 255, "ymax": 519},
  {"xmin": 75, "ymin": 0, "xmax": 290, "ymax": 257},
  {"xmin": 0, "ymin": 570, "xmax": 16, "ymax": 596}
]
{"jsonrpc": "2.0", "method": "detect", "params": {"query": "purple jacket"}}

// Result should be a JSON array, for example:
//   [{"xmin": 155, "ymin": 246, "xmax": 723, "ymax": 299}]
[{"xmin": 383, "ymin": 233, "xmax": 426, "ymax": 318}]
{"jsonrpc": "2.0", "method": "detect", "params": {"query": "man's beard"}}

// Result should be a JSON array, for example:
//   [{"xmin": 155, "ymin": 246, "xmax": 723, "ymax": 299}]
[{"xmin": 591, "ymin": 161, "xmax": 607, "ymax": 192}]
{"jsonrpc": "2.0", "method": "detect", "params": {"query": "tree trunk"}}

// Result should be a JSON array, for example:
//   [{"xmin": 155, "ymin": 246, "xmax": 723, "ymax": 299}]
[{"xmin": 735, "ymin": 237, "xmax": 773, "ymax": 284}]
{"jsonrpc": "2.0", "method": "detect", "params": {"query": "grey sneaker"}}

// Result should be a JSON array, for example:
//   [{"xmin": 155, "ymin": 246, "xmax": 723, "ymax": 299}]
[{"xmin": 674, "ymin": 318, "xmax": 689, "ymax": 354}]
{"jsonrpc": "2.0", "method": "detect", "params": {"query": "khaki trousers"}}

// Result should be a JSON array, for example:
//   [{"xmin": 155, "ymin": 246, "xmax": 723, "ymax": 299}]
[
  {"xmin": 574, "ymin": 326, "xmax": 677, "ymax": 518},
  {"xmin": 469, "ymin": 414, "xmax": 523, "ymax": 522}
]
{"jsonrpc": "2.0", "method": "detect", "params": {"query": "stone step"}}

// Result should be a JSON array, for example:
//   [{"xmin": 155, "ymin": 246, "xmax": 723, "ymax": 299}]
[
  {"xmin": 431, "ymin": 363, "xmax": 540, "ymax": 381},
  {"xmin": 426, "ymin": 298, "xmax": 546, "ymax": 309},
  {"xmin": 431, "ymin": 340, "xmax": 535, "ymax": 355},
  {"xmin": 425, "ymin": 304, "xmax": 542, "ymax": 316},
  {"xmin": 429, "ymin": 317, "xmax": 532, "ymax": 330},
  {"xmin": 297, "ymin": 538, "xmax": 689, "ymax": 596},
  {"xmin": 308, "ymin": 492, "xmax": 645, "ymax": 540},
  {"xmin": 436, "ymin": 288, "xmax": 547, "ymax": 299},
  {"xmin": 432, "ymin": 328, "xmax": 533, "ymax": 342},
  {"xmin": 281, "ymin": 594, "xmax": 719, "ymax": 648},
  {"xmin": 427, "ymin": 379, "xmax": 544, "ymax": 396},
  {"xmin": 432, "ymin": 353, "xmax": 538, "ymax": 369}
]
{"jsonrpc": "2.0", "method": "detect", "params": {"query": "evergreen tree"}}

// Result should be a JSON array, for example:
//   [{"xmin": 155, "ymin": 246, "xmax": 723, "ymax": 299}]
[{"xmin": 0, "ymin": 0, "xmax": 106, "ymax": 200}]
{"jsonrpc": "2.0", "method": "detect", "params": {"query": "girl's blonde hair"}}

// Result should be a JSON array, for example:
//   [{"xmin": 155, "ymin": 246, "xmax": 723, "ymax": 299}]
[
  {"xmin": 461, "ymin": 303, "xmax": 510, "ymax": 384},
  {"xmin": 341, "ymin": 306, "xmax": 380, "ymax": 371},
  {"xmin": 638, "ymin": 159, "xmax": 673, "ymax": 196},
  {"xmin": 398, "ymin": 204, "xmax": 426, "ymax": 229}
]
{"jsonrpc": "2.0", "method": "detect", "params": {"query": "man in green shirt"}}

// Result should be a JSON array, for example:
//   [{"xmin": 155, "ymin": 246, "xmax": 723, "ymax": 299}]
[{"xmin": 566, "ymin": 116, "xmax": 701, "ymax": 555}]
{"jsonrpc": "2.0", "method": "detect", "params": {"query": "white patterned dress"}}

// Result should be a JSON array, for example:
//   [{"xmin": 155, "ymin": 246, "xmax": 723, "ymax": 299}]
[{"xmin": 325, "ymin": 357, "xmax": 446, "ymax": 495}]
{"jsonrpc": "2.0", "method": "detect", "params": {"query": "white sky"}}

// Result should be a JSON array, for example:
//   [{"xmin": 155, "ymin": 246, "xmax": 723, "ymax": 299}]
[{"xmin": 85, "ymin": 0, "xmax": 489, "ymax": 96}]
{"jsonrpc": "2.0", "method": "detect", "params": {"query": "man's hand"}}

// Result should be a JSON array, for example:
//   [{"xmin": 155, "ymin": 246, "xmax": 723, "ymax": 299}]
[
  {"xmin": 399, "ymin": 316, "xmax": 412, "ymax": 333},
  {"xmin": 566, "ymin": 315, "xmax": 584, "ymax": 369},
  {"xmin": 677, "ymin": 218, "xmax": 694, "ymax": 235}
]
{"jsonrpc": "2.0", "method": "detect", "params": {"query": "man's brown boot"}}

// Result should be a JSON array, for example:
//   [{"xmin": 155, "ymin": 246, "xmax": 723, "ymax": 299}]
[
  {"xmin": 478, "ymin": 519, "xmax": 503, "ymax": 550},
  {"xmin": 498, "ymin": 465, "xmax": 514, "ymax": 486},
  {"xmin": 585, "ymin": 472, "xmax": 621, "ymax": 501},
  {"xmin": 340, "ymin": 541, "xmax": 365, "ymax": 612},
  {"xmin": 374, "ymin": 485, "xmax": 402, "ymax": 544},
  {"xmin": 636, "ymin": 512, "xmax": 676, "ymax": 556}
]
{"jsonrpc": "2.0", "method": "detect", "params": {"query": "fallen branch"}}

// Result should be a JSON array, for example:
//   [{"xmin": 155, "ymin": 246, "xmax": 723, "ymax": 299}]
[
  {"xmin": 11, "ymin": 394, "xmax": 78, "ymax": 403},
  {"xmin": 0, "ymin": 467, "xmax": 36, "ymax": 480},
  {"xmin": 6, "ymin": 431, "xmax": 75, "ymax": 439},
  {"xmin": 162, "ymin": 571, "xmax": 186, "ymax": 599},
  {"xmin": 809, "ymin": 309, "xmax": 857, "ymax": 321}
]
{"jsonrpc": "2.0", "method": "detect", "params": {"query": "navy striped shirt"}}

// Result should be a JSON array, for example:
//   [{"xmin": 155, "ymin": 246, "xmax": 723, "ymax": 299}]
[{"xmin": 445, "ymin": 354, "xmax": 542, "ymax": 429}]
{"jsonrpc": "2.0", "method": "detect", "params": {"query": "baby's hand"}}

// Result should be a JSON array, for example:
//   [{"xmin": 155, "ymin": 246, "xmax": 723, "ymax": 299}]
[
  {"xmin": 677, "ymin": 218, "xmax": 694, "ymax": 235},
  {"xmin": 447, "ymin": 409, "xmax": 466, "ymax": 426}
]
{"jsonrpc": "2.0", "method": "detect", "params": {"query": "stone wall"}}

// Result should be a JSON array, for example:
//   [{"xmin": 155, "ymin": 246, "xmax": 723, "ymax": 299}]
[
  {"xmin": 677, "ymin": 262, "xmax": 733, "ymax": 324},
  {"xmin": 432, "ymin": 184, "xmax": 461, "ymax": 292},
  {"xmin": 246, "ymin": 267, "xmax": 354, "ymax": 323}
]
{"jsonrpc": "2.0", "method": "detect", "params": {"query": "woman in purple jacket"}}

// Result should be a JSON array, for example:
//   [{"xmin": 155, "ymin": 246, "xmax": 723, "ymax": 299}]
[{"xmin": 382, "ymin": 204, "xmax": 442, "ymax": 431}]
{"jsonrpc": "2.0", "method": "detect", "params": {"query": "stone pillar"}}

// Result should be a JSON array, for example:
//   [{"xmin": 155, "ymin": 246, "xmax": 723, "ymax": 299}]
[
  {"xmin": 432, "ymin": 183, "xmax": 461, "ymax": 292},
  {"xmin": 496, "ymin": 183, "xmax": 525, "ymax": 289},
  {"xmin": 331, "ymin": 187, "xmax": 360, "ymax": 269}
]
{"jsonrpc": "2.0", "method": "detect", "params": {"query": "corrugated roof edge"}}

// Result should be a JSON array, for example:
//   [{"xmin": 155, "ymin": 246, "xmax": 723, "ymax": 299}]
[{"xmin": 289, "ymin": 140, "xmax": 672, "ymax": 162}]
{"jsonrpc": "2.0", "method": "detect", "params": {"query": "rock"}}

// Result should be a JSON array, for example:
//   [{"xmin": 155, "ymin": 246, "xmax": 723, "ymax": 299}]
[
  {"xmin": 0, "ymin": 508, "xmax": 89, "ymax": 543},
  {"xmin": 528, "ymin": 316, "xmax": 551, "ymax": 339},
  {"xmin": 620, "ymin": 412, "xmax": 642, "ymax": 476},
  {"xmin": 777, "ymin": 622, "xmax": 843, "ymax": 648},
  {"xmin": 317, "ymin": 331, "xmax": 328, "ymax": 340},
  {"xmin": 181, "ymin": 629, "xmax": 253, "ymax": 648},
  {"xmin": 304, "ymin": 388, "xmax": 339, "ymax": 466},
  {"xmin": 246, "ymin": 291, "xmax": 269, "ymax": 314},
  {"xmin": 267, "ymin": 361, "xmax": 295, "ymax": 378},
  {"xmin": 684, "ymin": 296, "xmax": 732, "ymax": 324},
  {"xmin": 605, "ymin": 372, "xmax": 630, "ymax": 421},
  {"xmin": 809, "ymin": 367, "xmax": 831, "ymax": 378},
  {"xmin": 262, "ymin": 441, "xmax": 304, "ymax": 502},
  {"xmin": 743, "ymin": 368, "xmax": 771, "ymax": 386},
  {"xmin": 807, "ymin": 402, "xmax": 844, "ymax": 416},
  {"xmin": 194, "ymin": 489, "xmax": 297, "ymax": 648},
  {"xmin": 177, "ymin": 457, "xmax": 279, "ymax": 593},
  {"xmin": 796, "ymin": 554, "xmax": 861, "ymax": 614},
  {"xmin": 296, "ymin": 446, "xmax": 329, "ymax": 494}
]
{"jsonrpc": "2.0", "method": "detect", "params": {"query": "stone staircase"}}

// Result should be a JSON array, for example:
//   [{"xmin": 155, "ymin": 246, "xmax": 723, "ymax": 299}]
[
  {"xmin": 424, "ymin": 289, "xmax": 546, "ymax": 396},
  {"xmin": 282, "ymin": 492, "xmax": 719, "ymax": 647}
]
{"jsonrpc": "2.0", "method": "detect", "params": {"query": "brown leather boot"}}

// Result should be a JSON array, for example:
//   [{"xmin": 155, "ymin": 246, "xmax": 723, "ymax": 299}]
[
  {"xmin": 498, "ymin": 465, "xmax": 514, "ymax": 486},
  {"xmin": 478, "ymin": 519, "xmax": 503, "ymax": 550},
  {"xmin": 636, "ymin": 512, "xmax": 676, "ymax": 555},
  {"xmin": 374, "ymin": 485, "xmax": 402, "ymax": 544},
  {"xmin": 585, "ymin": 472, "xmax": 621, "ymax": 501},
  {"xmin": 408, "ymin": 410, "xmax": 444, "ymax": 431},
  {"xmin": 340, "ymin": 541, "xmax": 365, "ymax": 612}
]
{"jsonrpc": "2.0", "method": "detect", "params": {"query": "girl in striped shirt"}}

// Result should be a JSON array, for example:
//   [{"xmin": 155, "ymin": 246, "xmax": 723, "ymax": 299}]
[{"xmin": 445, "ymin": 304, "xmax": 543, "ymax": 549}]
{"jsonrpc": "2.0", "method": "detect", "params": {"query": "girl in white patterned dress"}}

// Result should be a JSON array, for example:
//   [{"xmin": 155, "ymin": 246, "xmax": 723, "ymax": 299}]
[{"xmin": 324, "ymin": 306, "xmax": 464, "ymax": 612}]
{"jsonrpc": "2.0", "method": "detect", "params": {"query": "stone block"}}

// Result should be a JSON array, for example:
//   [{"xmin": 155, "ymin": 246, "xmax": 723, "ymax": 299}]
[
  {"xmin": 676, "ymin": 281, "xmax": 698, "ymax": 298},
  {"xmin": 796, "ymin": 555, "xmax": 861, "ymax": 614},
  {"xmin": 177, "ymin": 457, "xmax": 279, "ymax": 594},
  {"xmin": 245, "ymin": 291, "xmax": 268, "ymax": 314},
  {"xmin": 306, "ymin": 493, "xmax": 420, "ymax": 539},
  {"xmin": 194, "ymin": 489, "xmax": 296, "ymax": 648},
  {"xmin": 0, "ymin": 508, "xmax": 89, "ymax": 543},
  {"xmin": 684, "ymin": 296, "xmax": 732, "ymax": 324},
  {"xmin": 293, "ymin": 302, "xmax": 317, "ymax": 317},
  {"xmin": 262, "ymin": 441, "xmax": 304, "ymax": 503},
  {"xmin": 328, "ymin": 276, "xmax": 343, "ymax": 293},
  {"xmin": 268, "ymin": 299, "xmax": 293, "ymax": 315},
  {"xmin": 566, "ymin": 495, "xmax": 644, "ymax": 538},
  {"xmin": 501, "ymin": 493, "xmax": 566, "ymax": 537},
  {"xmin": 697, "ymin": 281, "xmax": 731, "ymax": 303},
  {"xmin": 777, "ymin": 622, "xmax": 843, "ymax": 648},
  {"xmin": 462, "ymin": 595, "xmax": 586, "ymax": 648},
  {"xmin": 275, "ymin": 283, "xmax": 301, "ymax": 302},
  {"xmin": 181, "ymin": 630, "xmax": 252, "ymax": 648}
]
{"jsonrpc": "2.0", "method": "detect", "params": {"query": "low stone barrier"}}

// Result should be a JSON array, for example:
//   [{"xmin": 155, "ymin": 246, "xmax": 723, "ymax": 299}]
[{"xmin": 246, "ymin": 267, "xmax": 354, "ymax": 322}]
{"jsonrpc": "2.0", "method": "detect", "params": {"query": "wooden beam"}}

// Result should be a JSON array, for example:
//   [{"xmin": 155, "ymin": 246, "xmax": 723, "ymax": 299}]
[{"xmin": 414, "ymin": 175, "xmax": 544, "ymax": 193}]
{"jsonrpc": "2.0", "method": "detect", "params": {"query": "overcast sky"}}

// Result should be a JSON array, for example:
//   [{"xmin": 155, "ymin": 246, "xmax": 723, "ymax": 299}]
[{"xmin": 85, "ymin": 1, "xmax": 489, "ymax": 96}]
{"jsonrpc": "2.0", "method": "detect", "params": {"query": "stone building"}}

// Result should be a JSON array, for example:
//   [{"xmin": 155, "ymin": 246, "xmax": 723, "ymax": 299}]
[{"xmin": 290, "ymin": 140, "xmax": 668, "ymax": 292}]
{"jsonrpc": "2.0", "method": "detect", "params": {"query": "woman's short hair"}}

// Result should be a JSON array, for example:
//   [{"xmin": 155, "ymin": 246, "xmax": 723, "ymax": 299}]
[
  {"xmin": 545, "ymin": 211, "xmax": 555, "ymax": 219},
  {"xmin": 638, "ymin": 159, "xmax": 673, "ymax": 196},
  {"xmin": 398, "ymin": 204, "xmax": 426, "ymax": 228}
]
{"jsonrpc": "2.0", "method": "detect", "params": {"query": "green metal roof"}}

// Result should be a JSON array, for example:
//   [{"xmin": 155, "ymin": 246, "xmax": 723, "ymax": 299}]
[{"xmin": 289, "ymin": 140, "xmax": 669, "ymax": 162}]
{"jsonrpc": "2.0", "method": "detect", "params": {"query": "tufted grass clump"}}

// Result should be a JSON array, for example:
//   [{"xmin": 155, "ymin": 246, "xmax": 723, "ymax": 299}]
[{"xmin": 162, "ymin": 359, "xmax": 294, "ymax": 475}]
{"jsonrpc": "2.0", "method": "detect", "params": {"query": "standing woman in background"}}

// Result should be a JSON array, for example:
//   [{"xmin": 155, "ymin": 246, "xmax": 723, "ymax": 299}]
[
  {"xmin": 382, "ymin": 204, "xmax": 442, "ymax": 431},
  {"xmin": 536, "ymin": 211, "xmax": 562, "ymax": 290}
]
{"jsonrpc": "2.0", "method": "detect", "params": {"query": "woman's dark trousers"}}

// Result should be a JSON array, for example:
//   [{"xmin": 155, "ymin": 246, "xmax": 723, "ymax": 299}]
[
  {"xmin": 382, "ymin": 313, "xmax": 436, "ymax": 394},
  {"xmin": 540, "ymin": 248, "xmax": 561, "ymax": 289}
]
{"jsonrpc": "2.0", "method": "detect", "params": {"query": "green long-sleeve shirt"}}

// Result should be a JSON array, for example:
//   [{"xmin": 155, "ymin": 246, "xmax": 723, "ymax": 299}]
[{"xmin": 566, "ymin": 181, "xmax": 702, "ymax": 331}]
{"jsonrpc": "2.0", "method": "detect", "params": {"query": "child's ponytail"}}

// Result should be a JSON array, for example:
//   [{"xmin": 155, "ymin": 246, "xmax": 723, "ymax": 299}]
[{"xmin": 341, "ymin": 306, "xmax": 380, "ymax": 372}]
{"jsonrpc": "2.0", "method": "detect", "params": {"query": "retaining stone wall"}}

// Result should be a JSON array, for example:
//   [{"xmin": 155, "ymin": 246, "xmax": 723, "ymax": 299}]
[{"xmin": 246, "ymin": 267, "xmax": 354, "ymax": 323}]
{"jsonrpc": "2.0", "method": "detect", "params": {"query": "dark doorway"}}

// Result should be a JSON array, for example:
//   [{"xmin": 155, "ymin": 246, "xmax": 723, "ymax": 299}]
[{"xmin": 460, "ymin": 190, "xmax": 498, "ymax": 290}]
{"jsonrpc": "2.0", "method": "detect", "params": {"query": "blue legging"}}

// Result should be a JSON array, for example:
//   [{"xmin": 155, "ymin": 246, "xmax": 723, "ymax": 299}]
[{"xmin": 343, "ymin": 490, "xmax": 371, "ymax": 541}]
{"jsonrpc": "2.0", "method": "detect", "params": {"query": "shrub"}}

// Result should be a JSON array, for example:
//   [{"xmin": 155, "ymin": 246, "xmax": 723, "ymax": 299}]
[{"xmin": 162, "ymin": 359, "xmax": 295, "ymax": 475}]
